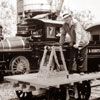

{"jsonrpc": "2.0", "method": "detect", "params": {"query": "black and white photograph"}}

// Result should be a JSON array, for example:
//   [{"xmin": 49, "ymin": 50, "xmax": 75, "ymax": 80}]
[{"xmin": 0, "ymin": 0, "xmax": 100, "ymax": 100}]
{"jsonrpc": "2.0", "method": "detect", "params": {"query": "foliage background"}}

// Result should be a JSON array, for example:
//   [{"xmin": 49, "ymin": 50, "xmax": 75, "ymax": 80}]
[
  {"xmin": 0, "ymin": 0, "xmax": 17, "ymax": 38},
  {"xmin": 60, "ymin": 7, "xmax": 94, "ymax": 29}
]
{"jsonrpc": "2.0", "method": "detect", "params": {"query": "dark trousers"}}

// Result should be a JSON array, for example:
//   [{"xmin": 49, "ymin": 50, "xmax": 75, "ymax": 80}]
[
  {"xmin": 68, "ymin": 46, "xmax": 87, "ymax": 73},
  {"xmin": 78, "ymin": 46, "xmax": 87, "ymax": 72}
]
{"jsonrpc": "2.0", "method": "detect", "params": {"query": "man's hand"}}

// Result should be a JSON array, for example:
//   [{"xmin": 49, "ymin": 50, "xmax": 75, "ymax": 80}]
[{"xmin": 73, "ymin": 44, "xmax": 79, "ymax": 48}]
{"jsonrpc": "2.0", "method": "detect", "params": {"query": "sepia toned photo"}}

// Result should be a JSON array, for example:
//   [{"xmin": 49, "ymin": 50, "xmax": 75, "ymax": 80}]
[{"xmin": 0, "ymin": 0, "xmax": 100, "ymax": 100}]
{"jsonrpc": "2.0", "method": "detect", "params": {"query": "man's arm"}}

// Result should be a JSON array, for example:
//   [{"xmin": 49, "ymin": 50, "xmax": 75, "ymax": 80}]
[
  {"xmin": 73, "ymin": 22, "xmax": 82, "ymax": 48},
  {"xmin": 59, "ymin": 25, "xmax": 66, "ymax": 45}
]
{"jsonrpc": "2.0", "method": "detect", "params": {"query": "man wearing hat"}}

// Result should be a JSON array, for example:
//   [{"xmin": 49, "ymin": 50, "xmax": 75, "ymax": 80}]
[{"xmin": 59, "ymin": 11, "xmax": 91, "ymax": 73}]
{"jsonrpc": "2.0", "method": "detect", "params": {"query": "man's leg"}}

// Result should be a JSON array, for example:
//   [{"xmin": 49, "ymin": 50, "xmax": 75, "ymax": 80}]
[
  {"xmin": 78, "ymin": 46, "xmax": 87, "ymax": 72},
  {"xmin": 69, "ymin": 47, "xmax": 78, "ymax": 73}
]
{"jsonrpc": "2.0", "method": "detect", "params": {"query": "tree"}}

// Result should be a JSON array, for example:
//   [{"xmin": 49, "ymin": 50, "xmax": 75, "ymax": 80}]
[
  {"xmin": 60, "ymin": 8, "xmax": 94, "ymax": 29},
  {"xmin": 59, "ymin": 0, "xmax": 95, "ymax": 29},
  {"xmin": 73, "ymin": 10, "xmax": 94, "ymax": 29},
  {"xmin": 0, "ymin": 1, "xmax": 17, "ymax": 38}
]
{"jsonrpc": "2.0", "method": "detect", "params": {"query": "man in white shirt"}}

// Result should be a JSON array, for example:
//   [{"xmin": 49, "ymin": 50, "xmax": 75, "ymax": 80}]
[{"xmin": 59, "ymin": 12, "xmax": 91, "ymax": 73}]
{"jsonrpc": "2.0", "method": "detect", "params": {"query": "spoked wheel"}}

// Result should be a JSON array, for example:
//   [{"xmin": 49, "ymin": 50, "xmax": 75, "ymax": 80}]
[
  {"xmin": 47, "ymin": 87, "xmax": 66, "ymax": 100},
  {"xmin": 9, "ymin": 56, "xmax": 30, "ymax": 74},
  {"xmin": 77, "ymin": 81, "xmax": 91, "ymax": 100},
  {"xmin": 16, "ymin": 90, "xmax": 33, "ymax": 100},
  {"xmin": 47, "ymin": 87, "xmax": 58, "ymax": 100}
]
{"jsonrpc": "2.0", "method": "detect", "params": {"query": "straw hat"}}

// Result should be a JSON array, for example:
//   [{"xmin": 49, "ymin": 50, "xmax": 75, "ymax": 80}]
[{"xmin": 62, "ymin": 11, "xmax": 72, "ymax": 19}]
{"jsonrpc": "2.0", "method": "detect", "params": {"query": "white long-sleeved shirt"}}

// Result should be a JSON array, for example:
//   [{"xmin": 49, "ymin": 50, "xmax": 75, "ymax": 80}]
[
  {"xmin": 73, "ymin": 19, "xmax": 91, "ymax": 47},
  {"xmin": 59, "ymin": 18, "xmax": 91, "ymax": 48}
]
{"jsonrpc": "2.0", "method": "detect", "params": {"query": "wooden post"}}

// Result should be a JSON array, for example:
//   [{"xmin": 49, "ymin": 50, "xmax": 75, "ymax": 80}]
[{"xmin": 38, "ymin": 46, "xmax": 69, "ymax": 78}]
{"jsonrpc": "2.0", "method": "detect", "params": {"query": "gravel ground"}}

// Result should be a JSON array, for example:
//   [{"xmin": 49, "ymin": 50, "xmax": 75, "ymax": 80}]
[
  {"xmin": 90, "ymin": 80, "xmax": 100, "ymax": 100},
  {"xmin": 0, "ymin": 82, "xmax": 18, "ymax": 100},
  {"xmin": 0, "ymin": 80, "xmax": 100, "ymax": 100}
]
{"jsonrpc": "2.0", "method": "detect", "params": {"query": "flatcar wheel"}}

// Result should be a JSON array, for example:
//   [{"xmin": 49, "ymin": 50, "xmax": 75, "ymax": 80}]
[
  {"xmin": 77, "ymin": 81, "xmax": 91, "ymax": 100},
  {"xmin": 16, "ymin": 90, "xmax": 32, "ymax": 100},
  {"xmin": 9, "ymin": 56, "xmax": 30, "ymax": 74},
  {"xmin": 47, "ymin": 88, "xmax": 59, "ymax": 100},
  {"xmin": 59, "ymin": 86, "xmax": 66, "ymax": 100},
  {"xmin": 47, "ymin": 87, "xmax": 66, "ymax": 100}
]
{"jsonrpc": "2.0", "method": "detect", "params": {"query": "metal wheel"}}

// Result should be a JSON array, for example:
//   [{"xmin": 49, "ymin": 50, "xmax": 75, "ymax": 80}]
[
  {"xmin": 47, "ymin": 88, "xmax": 58, "ymax": 100},
  {"xmin": 9, "ymin": 56, "xmax": 30, "ymax": 74},
  {"xmin": 16, "ymin": 90, "xmax": 32, "ymax": 100},
  {"xmin": 59, "ymin": 86, "xmax": 67, "ymax": 100},
  {"xmin": 47, "ymin": 87, "xmax": 66, "ymax": 100},
  {"xmin": 77, "ymin": 81, "xmax": 91, "ymax": 100}
]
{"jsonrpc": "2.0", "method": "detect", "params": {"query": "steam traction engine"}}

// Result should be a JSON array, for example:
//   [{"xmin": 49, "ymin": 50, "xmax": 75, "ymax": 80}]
[{"xmin": 4, "ymin": 19, "xmax": 100, "ymax": 100}]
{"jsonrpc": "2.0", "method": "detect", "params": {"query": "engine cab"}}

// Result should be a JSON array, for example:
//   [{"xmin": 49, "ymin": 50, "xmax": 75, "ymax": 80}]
[
  {"xmin": 17, "ymin": 18, "xmax": 64, "ymax": 70},
  {"xmin": 17, "ymin": 18, "xmax": 63, "ymax": 42}
]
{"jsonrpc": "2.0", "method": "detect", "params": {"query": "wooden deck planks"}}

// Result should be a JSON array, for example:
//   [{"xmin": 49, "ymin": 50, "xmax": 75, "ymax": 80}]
[{"xmin": 5, "ymin": 72, "xmax": 100, "ymax": 88}]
